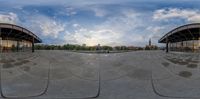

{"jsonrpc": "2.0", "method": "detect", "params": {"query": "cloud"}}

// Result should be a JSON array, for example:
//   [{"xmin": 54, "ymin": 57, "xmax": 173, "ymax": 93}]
[
  {"xmin": 30, "ymin": 15, "xmax": 65, "ymax": 38},
  {"xmin": 0, "ymin": 12, "xmax": 64, "ymax": 39},
  {"xmin": 2, "ymin": 2, "xmax": 193, "ymax": 46},
  {"xmin": 1, "ymin": 0, "xmax": 136, "ymax": 7},
  {"xmin": 92, "ymin": 7, "xmax": 107, "ymax": 17},
  {"xmin": 72, "ymin": 23, "xmax": 80, "ymax": 28},
  {"xmin": 0, "ymin": 12, "xmax": 66, "ymax": 43},
  {"xmin": 153, "ymin": 8, "xmax": 200, "ymax": 22},
  {"xmin": 64, "ymin": 10, "xmax": 146, "ymax": 46},
  {"xmin": 39, "ymin": 21, "xmax": 65, "ymax": 38},
  {"xmin": 65, "ymin": 7, "xmax": 77, "ymax": 16},
  {"xmin": 0, "ymin": 12, "xmax": 18, "ymax": 24},
  {"xmin": 64, "ymin": 26, "xmax": 121, "ymax": 46},
  {"xmin": 146, "ymin": 26, "xmax": 165, "ymax": 39},
  {"xmin": 98, "ymin": 10, "xmax": 142, "ymax": 33}
]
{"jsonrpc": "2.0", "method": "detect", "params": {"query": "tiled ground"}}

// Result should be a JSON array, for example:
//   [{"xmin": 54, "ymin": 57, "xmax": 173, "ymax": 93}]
[{"xmin": 0, "ymin": 50, "xmax": 199, "ymax": 99}]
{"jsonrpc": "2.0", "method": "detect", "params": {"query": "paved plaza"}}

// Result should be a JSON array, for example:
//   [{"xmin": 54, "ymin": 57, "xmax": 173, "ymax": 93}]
[{"xmin": 0, "ymin": 50, "xmax": 200, "ymax": 99}]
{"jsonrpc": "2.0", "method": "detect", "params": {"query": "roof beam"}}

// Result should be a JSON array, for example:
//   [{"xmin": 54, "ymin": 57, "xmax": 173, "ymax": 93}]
[
  {"xmin": 177, "ymin": 31, "xmax": 188, "ymax": 41},
  {"xmin": 18, "ymin": 34, "xmax": 29, "ymax": 39},
  {"xmin": 187, "ymin": 29, "xmax": 195, "ymax": 39},
  {"xmin": 13, "ymin": 31, "xmax": 23, "ymax": 39},
  {"xmin": 7, "ymin": 29, "xmax": 13, "ymax": 37}
]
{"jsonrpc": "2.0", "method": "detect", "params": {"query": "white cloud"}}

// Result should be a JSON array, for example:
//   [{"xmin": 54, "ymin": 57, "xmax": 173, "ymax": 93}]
[
  {"xmin": 147, "ymin": 26, "xmax": 165, "ymax": 34},
  {"xmin": 147, "ymin": 26, "xmax": 165, "ymax": 39},
  {"xmin": 2, "ymin": 0, "xmax": 135, "ymax": 7},
  {"xmin": 0, "ymin": 12, "xmax": 18, "ymax": 24},
  {"xmin": 57, "ymin": 7, "xmax": 77, "ymax": 16},
  {"xmin": 153, "ymin": 8, "xmax": 200, "ymax": 22},
  {"xmin": 65, "ymin": 7, "xmax": 77, "ymax": 16},
  {"xmin": 40, "ymin": 21, "xmax": 64, "ymax": 38},
  {"xmin": 98, "ymin": 10, "xmax": 142, "ymax": 33},
  {"xmin": 92, "ymin": 8, "xmax": 107, "ymax": 17},
  {"xmin": 64, "ymin": 26, "xmax": 121, "ymax": 46},
  {"xmin": 64, "ymin": 10, "xmax": 145, "ymax": 46},
  {"xmin": 32, "ymin": 15, "xmax": 65, "ymax": 38},
  {"xmin": 72, "ymin": 23, "xmax": 80, "ymax": 28},
  {"xmin": 0, "ymin": 12, "xmax": 66, "ymax": 42}
]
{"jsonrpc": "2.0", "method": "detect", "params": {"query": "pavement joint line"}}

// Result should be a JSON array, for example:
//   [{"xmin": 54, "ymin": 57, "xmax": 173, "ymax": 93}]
[{"xmin": 150, "ymin": 52, "xmax": 200, "ymax": 98}]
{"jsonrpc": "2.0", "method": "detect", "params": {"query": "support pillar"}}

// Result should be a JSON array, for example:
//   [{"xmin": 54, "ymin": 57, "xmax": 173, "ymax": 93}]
[
  {"xmin": 185, "ymin": 41, "xmax": 187, "ymax": 52},
  {"xmin": 181, "ymin": 41, "xmax": 183, "ymax": 52},
  {"xmin": 6, "ymin": 37, "xmax": 8, "ymax": 52},
  {"xmin": 193, "ymin": 40, "xmax": 194, "ymax": 52},
  {"xmin": 166, "ymin": 37, "xmax": 169, "ymax": 53},
  {"xmin": 186, "ymin": 41, "xmax": 187, "ymax": 47},
  {"xmin": 17, "ymin": 40, "xmax": 19, "ymax": 52},
  {"xmin": 172, "ymin": 43, "xmax": 173, "ymax": 51},
  {"xmin": 0, "ymin": 28, "xmax": 1, "ymax": 53},
  {"xmin": 32, "ymin": 37, "xmax": 34, "ymax": 52},
  {"xmin": 166, "ymin": 42, "xmax": 169, "ymax": 53}
]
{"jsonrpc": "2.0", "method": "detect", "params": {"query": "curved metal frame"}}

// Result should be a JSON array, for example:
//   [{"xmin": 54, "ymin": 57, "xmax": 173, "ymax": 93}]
[
  {"xmin": 0, "ymin": 23, "xmax": 42, "ymax": 43},
  {"xmin": 159, "ymin": 23, "xmax": 200, "ymax": 43},
  {"xmin": 0, "ymin": 23, "xmax": 42, "ymax": 52}
]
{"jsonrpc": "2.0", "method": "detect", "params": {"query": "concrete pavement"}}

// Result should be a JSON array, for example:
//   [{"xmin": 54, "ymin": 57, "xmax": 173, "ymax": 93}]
[{"xmin": 0, "ymin": 50, "xmax": 199, "ymax": 99}]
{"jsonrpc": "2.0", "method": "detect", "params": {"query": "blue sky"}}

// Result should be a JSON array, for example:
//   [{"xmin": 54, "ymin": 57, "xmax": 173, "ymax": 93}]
[{"xmin": 0, "ymin": 0, "xmax": 200, "ymax": 46}]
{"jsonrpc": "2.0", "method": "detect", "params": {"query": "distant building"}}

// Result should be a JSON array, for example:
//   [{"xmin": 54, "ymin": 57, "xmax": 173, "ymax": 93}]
[
  {"xmin": 145, "ymin": 38, "xmax": 158, "ymax": 50},
  {"xmin": 96, "ymin": 44, "xmax": 101, "ymax": 50},
  {"xmin": 82, "ymin": 44, "xmax": 86, "ymax": 47},
  {"xmin": 149, "ymin": 38, "xmax": 151, "ymax": 46}
]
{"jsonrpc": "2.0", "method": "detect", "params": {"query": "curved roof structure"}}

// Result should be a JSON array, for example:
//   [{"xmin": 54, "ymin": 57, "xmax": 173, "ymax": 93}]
[
  {"xmin": 159, "ymin": 23, "xmax": 200, "ymax": 43},
  {"xmin": 0, "ymin": 23, "xmax": 42, "ymax": 43}
]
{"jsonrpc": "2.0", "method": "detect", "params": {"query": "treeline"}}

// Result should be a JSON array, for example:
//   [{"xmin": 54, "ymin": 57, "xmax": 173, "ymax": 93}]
[{"xmin": 34, "ymin": 44, "xmax": 145, "ymax": 51}]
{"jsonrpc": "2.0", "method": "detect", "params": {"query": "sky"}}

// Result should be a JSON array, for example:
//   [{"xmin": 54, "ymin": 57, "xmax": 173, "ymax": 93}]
[{"xmin": 0, "ymin": 0, "xmax": 200, "ymax": 47}]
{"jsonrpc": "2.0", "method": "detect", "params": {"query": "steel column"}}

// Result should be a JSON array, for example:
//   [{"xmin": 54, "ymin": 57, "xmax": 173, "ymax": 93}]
[
  {"xmin": 17, "ymin": 40, "xmax": 19, "ymax": 52},
  {"xmin": 32, "ymin": 37, "xmax": 34, "ymax": 52},
  {"xmin": 166, "ymin": 36, "xmax": 169, "ymax": 53},
  {"xmin": 193, "ymin": 39, "xmax": 195, "ymax": 52},
  {"xmin": 0, "ymin": 28, "xmax": 1, "ymax": 53}
]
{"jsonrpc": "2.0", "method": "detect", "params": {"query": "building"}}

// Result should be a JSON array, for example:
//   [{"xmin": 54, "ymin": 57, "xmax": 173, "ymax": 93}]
[
  {"xmin": 96, "ymin": 44, "xmax": 101, "ymax": 50},
  {"xmin": 145, "ymin": 38, "xmax": 158, "ymax": 50},
  {"xmin": 149, "ymin": 38, "xmax": 151, "ymax": 46},
  {"xmin": 0, "ymin": 23, "xmax": 42, "ymax": 52},
  {"xmin": 159, "ymin": 23, "xmax": 200, "ymax": 53}
]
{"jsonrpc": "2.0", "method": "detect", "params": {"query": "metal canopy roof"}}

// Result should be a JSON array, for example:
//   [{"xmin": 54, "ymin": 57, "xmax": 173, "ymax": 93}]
[
  {"xmin": 0, "ymin": 23, "xmax": 42, "ymax": 43},
  {"xmin": 159, "ymin": 23, "xmax": 200, "ymax": 43}
]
